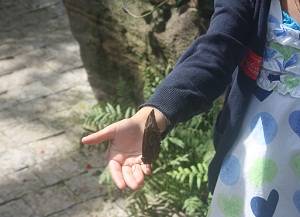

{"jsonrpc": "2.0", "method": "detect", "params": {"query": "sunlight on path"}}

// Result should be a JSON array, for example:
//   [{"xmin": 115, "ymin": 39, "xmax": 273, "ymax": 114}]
[{"xmin": 0, "ymin": 0, "xmax": 127, "ymax": 216}]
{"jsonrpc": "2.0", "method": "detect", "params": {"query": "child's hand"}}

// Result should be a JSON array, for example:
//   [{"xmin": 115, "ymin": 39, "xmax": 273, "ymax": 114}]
[{"xmin": 81, "ymin": 107, "xmax": 167, "ymax": 191}]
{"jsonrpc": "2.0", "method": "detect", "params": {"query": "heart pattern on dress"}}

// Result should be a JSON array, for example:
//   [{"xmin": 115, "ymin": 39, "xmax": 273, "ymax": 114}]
[
  {"xmin": 293, "ymin": 190, "xmax": 300, "ymax": 212},
  {"xmin": 289, "ymin": 111, "xmax": 300, "ymax": 138},
  {"xmin": 250, "ymin": 189, "xmax": 279, "ymax": 217}
]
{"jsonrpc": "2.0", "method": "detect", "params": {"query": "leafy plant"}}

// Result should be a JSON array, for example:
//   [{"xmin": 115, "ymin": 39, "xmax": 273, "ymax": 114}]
[
  {"xmin": 143, "ymin": 63, "xmax": 173, "ymax": 99},
  {"xmin": 83, "ymin": 63, "xmax": 221, "ymax": 216},
  {"xmin": 83, "ymin": 103, "xmax": 136, "ymax": 132}
]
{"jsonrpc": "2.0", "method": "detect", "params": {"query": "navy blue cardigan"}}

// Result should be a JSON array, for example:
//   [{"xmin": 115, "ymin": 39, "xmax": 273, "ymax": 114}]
[{"xmin": 141, "ymin": 0, "xmax": 272, "ymax": 193}]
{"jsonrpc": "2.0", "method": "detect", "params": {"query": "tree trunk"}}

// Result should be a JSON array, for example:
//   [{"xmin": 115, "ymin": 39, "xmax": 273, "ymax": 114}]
[{"xmin": 63, "ymin": 0, "xmax": 211, "ymax": 106}]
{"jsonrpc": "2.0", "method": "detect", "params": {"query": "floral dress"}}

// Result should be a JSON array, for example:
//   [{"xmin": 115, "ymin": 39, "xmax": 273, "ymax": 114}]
[{"xmin": 208, "ymin": 0, "xmax": 300, "ymax": 216}]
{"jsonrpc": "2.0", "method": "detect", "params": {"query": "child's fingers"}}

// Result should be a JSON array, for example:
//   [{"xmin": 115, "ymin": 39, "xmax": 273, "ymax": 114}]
[
  {"xmin": 81, "ymin": 123, "xmax": 116, "ymax": 145},
  {"xmin": 132, "ymin": 164, "xmax": 144, "ymax": 187},
  {"xmin": 108, "ymin": 160, "xmax": 126, "ymax": 190},
  {"xmin": 141, "ymin": 163, "xmax": 152, "ymax": 176},
  {"xmin": 122, "ymin": 165, "xmax": 140, "ymax": 190}
]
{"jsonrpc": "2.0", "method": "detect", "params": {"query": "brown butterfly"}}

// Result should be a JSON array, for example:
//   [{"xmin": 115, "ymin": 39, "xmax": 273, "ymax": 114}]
[{"xmin": 141, "ymin": 109, "xmax": 161, "ymax": 164}]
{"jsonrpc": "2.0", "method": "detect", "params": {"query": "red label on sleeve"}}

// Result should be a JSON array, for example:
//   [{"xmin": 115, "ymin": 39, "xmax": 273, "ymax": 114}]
[{"xmin": 240, "ymin": 49, "xmax": 263, "ymax": 80}]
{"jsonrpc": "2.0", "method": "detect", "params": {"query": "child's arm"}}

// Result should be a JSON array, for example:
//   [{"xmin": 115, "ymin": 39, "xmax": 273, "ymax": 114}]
[
  {"xmin": 82, "ymin": 0, "xmax": 255, "ymax": 190},
  {"xmin": 140, "ymin": 0, "xmax": 254, "ymax": 128}
]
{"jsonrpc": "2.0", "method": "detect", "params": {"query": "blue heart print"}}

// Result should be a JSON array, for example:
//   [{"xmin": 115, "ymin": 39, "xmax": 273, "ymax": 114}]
[
  {"xmin": 289, "ymin": 111, "xmax": 300, "ymax": 138},
  {"xmin": 293, "ymin": 190, "xmax": 300, "ymax": 212},
  {"xmin": 250, "ymin": 112, "xmax": 278, "ymax": 145},
  {"xmin": 251, "ymin": 189, "xmax": 279, "ymax": 217}
]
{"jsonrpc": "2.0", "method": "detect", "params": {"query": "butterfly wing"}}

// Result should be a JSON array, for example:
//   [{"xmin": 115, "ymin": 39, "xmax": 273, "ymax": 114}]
[{"xmin": 141, "ymin": 109, "xmax": 161, "ymax": 164}]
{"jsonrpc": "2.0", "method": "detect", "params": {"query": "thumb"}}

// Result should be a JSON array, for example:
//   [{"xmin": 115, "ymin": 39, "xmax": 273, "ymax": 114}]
[{"xmin": 81, "ymin": 123, "xmax": 117, "ymax": 145}]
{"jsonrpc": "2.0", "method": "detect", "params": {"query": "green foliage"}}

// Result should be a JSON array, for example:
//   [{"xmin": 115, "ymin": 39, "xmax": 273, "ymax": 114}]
[
  {"xmin": 143, "ymin": 63, "xmax": 172, "ymax": 100},
  {"xmin": 83, "ymin": 64, "xmax": 222, "ymax": 216},
  {"xmin": 83, "ymin": 103, "xmax": 136, "ymax": 132},
  {"xmin": 175, "ymin": 0, "xmax": 188, "ymax": 7},
  {"xmin": 115, "ymin": 76, "xmax": 138, "ymax": 107},
  {"xmin": 98, "ymin": 166, "xmax": 116, "ymax": 198}
]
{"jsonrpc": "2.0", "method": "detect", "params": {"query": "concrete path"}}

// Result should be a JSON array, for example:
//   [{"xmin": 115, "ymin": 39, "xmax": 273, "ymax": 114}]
[{"xmin": 0, "ymin": 0, "xmax": 127, "ymax": 216}]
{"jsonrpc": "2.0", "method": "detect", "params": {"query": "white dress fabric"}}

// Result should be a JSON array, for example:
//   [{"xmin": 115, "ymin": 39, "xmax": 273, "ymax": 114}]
[{"xmin": 208, "ymin": 1, "xmax": 300, "ymax": 216}]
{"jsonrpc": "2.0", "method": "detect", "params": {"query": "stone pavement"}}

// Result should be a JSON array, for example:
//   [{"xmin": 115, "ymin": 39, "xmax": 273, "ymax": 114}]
[{"xmin": 0, "ymin": 0, "xmax": 127, "ymax": 216}]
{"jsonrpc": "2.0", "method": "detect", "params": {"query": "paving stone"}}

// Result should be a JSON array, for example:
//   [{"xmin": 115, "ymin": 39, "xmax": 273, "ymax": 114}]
[
  {"xmin": 24, "ymin": 184, "xmax": 78, "ymax": 216},
  {"xmin": 78, "ymin": 146, "xmax": 107, "ymax": 169},
  {"xmin": 65, "ymin": 173, "xmax": 105, "ymax": 201},
  {"xmin": 12, "ymin": 99, "xmax": 50, "ymax": 123},
  {"xmin": 0, "ymin": 42, "xmax": 36, "ymax": 60},
  {"xmin": 68, "ymin": 83, "xmax": 95, "ymax": 96},
  {"xmin": 39, "ymin": 108, "xmax": 74, "ymax": 131},
  {"xmin": 0, "ymin": 176, "xmax": 13, "ymax": 200},
  {"xmin": 0, "ymin": 0, "xmax": 126, "ymax": 216},
  {"xmin": 91, "ymin": 198, "xmax": 128, "ymax": 217},
  {"xmin": 0, "ymin": 55, "xmax": 27, "ymax": 76},
  {"xmin": 24, "ymin": 50, "xmax": 56, "ymax": 69},
  {"xmin": 45, "ymin": 55, "xmax": 82, "ymax": 74},
  {"xmin": 0, "ymin": 199, "xmax": 34, "ymax": 217},
  {"xmin": 33, "ymin": 155, "xmax": 83, "ymax": 186},
  {"xmin": 14, "ymin": 81, "xmax": 54, "ymax": 102},
  {"xmin": 42, "ymin": 67, "xmax": 86, "ymax": 93},
  {"xmin": 0, "ymin": 95, "xmax": 19, "ymax": 111},
  {"xmin": 0, "ymin": 168, "xmax": 44, "ymax": 201},
  {"xmin": 57, "ymin": 155, "xmax": 84, "ymax": 177},
  {"xmin": 28, "ymin": 133, "xmax": 79, "ymax": 164},
  {"xmin": 0, "ymin": 147, "xmax": 36, "ymax": 175},
  {"xmin": 0, "ymin": 109, "xmax": 21, "ymax": 131},
  {"xmin": 65, "ymin": 197, "xmax": 128, "ymax": 217},
  {"xmin": 38, "ymin": 105, "xmax": 95, "ymax": 144},
  {"xmin": 12, "ymin": 94, "xmax": 71, "ymax": 123},
  {"xmin": 32, "ymin": 163, "xmax": 69, "ymax": 186},
  {"xmin": 69, "ymin": 151, "xmax": 89, "ymax": 169},
  {"xmin": 10, "ymin": 85, "xmax": 95, "ymax": 125},
  {"xmin": 0, "ymin": 61, "xmax": 53, "ymax": 92},
  {"xmin": 3, "ymin": 119, "xmax": 61, "ymax": 145},
  {"xmin": 0, "ymin": 133, "xmax": 11, "ymax": 154},
  {"xmin": 64, "ymin": 205, "xmax": 92, "ymax": 217},
  {"xmin": 15, "ymin": 168, "xmax": 44, "ymax": 191},
  {"xmin": 48, "ymin": 211, "xmax": 70, "ymax": 217},
  {"xmin": 63, "ymin": 199, "xmax": 102, "ymax": 217},
  {"xmin": 0, "ymin": 82, "xmax": 53, "ymax": 105}
]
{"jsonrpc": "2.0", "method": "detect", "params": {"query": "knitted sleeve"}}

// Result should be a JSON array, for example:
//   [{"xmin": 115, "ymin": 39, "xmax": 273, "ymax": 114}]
[{"xmin": 140, "ymin": 0, "xmax": 255, "ymax": 130}]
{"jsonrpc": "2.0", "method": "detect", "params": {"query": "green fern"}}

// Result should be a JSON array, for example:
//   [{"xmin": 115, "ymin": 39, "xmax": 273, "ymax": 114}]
[
  {"xmin": 83, "ymin": 103, "xmax": 136, "ymax": 132},
  {"xmin": 143, "ymin": 63, "xmax": 173, "ymax": 100},
  {"xmin": 183, "ymin": 196, "xmax": 203, "ymax": 216},
  {"xmin": 167, "ymin": 162, "xmax": 207, "ymax": 189}
]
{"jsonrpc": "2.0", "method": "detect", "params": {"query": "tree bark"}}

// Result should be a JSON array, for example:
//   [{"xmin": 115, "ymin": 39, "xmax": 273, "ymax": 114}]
[{"xmin": 63, "ymin": 0, "xmax": 211, "ymax": 106}]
